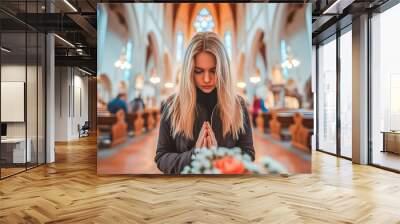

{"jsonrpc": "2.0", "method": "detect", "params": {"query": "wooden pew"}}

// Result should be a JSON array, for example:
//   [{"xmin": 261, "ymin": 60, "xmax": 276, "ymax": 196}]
[
  {"xmin": 262, "ymin": 112, "xmax": 272, "ymax": 133},
  {"xmin": 97, "ymin": 115, "xmax": 116, "ymax": 136},
  {"xmin": 289, "ymin": 113, "xmax": 313, "ymax": 151},
  {"xmin": 143, "ymin": 108, "xmax": 161, "ymax": 130},
  {"xmin": 153, "ymin": 109, "xmax": 161, "ymax": 125},
  {"xmin": 255, "ymin": 112, "xmax": 264, "ymax": 133},
  {"xmin": 98, "ymin": 108, "xmax": 162, "ymax": 144},
  {"xmin": 126, "ymin": 113, "xmax": 136, "ymax": 126},
  {"xmin": 97, "ymin": 116, "xmax": 116, "ymax": 127},
  {"xmin": 146, "ymin": 109, "xmax": 156, "ymax": 130},
  {"xmin": 269, "ymin": 112, "xmax": 281, "ymax": 140},
  {"xmin": 134, "ymin": 112, "xmax": 145, "ymax": 136},
  {"xmin": 269, "ymin": 112, "xmax": 294, "ymax": 141},
  {"xmin": 277, "ymin": 113, "xmax": 294, "ymax": 140},
  {"xmin": 302, "ymin": 115, "xmax": 314, "ymax": 130},
  {"xmin": 111, "ymin": 110, "xmax": 128, "ymax": 147}
]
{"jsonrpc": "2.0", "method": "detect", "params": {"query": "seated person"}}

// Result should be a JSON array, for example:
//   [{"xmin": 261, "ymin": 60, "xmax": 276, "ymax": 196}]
[
  {"xmin": 130, "ymin": 94, "xmax": 146, "ymax": 113},
  {"xmin": 260, "ymin": 97, "xmax": 269, "ymax": 113},
  {"xmin": 107, "ymin": 93, "xmax": 128, "ymax": 114}
]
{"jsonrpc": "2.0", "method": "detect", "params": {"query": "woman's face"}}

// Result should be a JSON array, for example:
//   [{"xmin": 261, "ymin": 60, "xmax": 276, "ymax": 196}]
[{"xmin": 193, "ymin": 51, "xmax": 217, "ymax": 93}]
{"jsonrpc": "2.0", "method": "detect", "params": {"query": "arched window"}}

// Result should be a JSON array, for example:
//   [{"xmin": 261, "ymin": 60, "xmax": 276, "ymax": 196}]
[
  {"xmin": 280, "ymin": 39, "xmax": 289, "ymax": 79},
  {"xmin": 193, "ymin": 8, "xmax": 215, "ymax": 32},
  {"xmin": 124, "ymin": 40, "xmax": 133, "ymax": 80},
  {"xmin": 224, "ymin": 31, "xmax": 232, "ymax": 60},
  {"xmin": 176, "ymin": 31, "xmax": 184, "ymax": 62}
]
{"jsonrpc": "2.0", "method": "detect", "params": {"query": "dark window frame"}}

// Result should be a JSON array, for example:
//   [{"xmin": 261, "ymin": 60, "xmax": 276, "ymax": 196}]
[{"xmin": 0, "ymin": 0, "xmax": 47, "ymax": 180}]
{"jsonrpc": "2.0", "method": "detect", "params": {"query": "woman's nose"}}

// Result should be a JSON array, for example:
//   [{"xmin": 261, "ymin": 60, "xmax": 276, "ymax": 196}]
[{"xmin": 204, "ymin": 72, "xmax": 210, "ymax": 83}]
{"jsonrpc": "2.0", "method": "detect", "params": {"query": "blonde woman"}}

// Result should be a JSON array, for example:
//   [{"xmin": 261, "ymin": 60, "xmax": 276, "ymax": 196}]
[{"xmin": 155, "ymin": 32, "xmax": 254, "ymax": 174}]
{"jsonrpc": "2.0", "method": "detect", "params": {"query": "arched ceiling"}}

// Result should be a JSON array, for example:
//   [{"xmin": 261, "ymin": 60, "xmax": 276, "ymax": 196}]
[
  {"xmin": 145, "ymin": 33, "xmax": 159, "ymax": 70},
  {"xmin": 172, "ymin": 3, "xmax": 237, "ymax": 41},
  {"xmin": 284, "ymin": 4, "xmax": 307, "ymax": 37}
]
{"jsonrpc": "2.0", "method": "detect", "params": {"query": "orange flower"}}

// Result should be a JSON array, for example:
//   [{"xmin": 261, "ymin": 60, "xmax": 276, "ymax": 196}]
[{"xmin": 213, "ymin": 156, "xmax": 245, "ymax": 174}]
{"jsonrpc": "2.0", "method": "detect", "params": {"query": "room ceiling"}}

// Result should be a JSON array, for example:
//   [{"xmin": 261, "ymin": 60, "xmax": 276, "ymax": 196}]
[{"xmin": 311, "ymin": 0, "xmax": 389, "ymax": 44}]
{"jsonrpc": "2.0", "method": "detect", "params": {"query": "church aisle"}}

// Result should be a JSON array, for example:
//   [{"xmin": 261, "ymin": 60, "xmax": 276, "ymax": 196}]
[
  {"xmin": 98, "ymin": 129, "xmax": 161, "ymax": 174},
  {"xmin": 253, "ymin": 131, "xmax": 311, "ymax": 173},
  {"xmin": 97, "ymin": 127, "xmax": 311, "ymax": 174}
]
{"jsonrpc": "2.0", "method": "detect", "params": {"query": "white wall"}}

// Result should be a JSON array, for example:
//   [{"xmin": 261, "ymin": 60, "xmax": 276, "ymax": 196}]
[
  {"xmin": 1, "ymin": 65, "xmax": 26, "ymax": 143},
  {"xmin": 55, "ymin": 67, "xmax": 69, "ymax": 141},
  {"xmin": 54, "ymin": 67, "xmax": 89, "ymax": 141},
  {"xmin": 1, "ymin": 65, "xmax": 35, "ymax": 138},
  {"xmin": 71, "ymin": 74, "xmax": 89, "ymax": 138},
  {"xmin": 1, "ymin": 64, "xmax": 46, "ymax": 163}
]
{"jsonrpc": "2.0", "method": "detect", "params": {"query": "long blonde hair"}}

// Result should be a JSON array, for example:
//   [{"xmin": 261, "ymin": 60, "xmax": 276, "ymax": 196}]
[{"xmin": 167, "ymin": 32, "xmax": 244, "ymax": 140}]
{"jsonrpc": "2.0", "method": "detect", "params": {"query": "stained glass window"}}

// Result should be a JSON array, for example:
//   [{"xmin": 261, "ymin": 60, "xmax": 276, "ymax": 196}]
[
  {"xmin": 193, "ymin": 8, "xmax": 215, "ymax": 32},
  {"xmin": 224, "ymin": 31, "xmax": 232, "ymax": 60},
  {"xmin": 176, "ymin": 31, "xmax": 184, "ymax": 62}
]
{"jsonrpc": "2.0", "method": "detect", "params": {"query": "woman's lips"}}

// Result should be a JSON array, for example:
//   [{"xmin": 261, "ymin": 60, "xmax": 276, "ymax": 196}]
[{"xmin": 202, "ymin": 86, "xmax": 214, "ymax": 89}]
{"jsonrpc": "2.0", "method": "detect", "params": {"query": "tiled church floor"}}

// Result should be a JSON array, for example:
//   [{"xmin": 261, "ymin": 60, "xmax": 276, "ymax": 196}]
[
  {"xmin": 97, "ymin": 129, "xmax": 162, "ymax": 174},
  {"xmin": 97, "ymin": 127, "xmax": 311, "ymax": 174}
]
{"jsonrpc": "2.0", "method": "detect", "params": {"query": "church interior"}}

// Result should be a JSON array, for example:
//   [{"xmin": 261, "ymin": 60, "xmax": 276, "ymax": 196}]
[{"xmin": 96, "ymin": 3, "xmax": 313, "ymax": 174}]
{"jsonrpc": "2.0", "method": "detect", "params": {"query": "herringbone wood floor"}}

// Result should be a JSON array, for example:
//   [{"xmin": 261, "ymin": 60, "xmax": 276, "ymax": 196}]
[{"xmin": 1, "ymin": 135, "xmax": 400, "ymax": 223}]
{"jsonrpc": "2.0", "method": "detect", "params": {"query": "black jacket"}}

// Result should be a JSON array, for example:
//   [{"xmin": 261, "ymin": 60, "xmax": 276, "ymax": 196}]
[{"xmin": 155, "ymin": 96, "xmax": 255, "ymax": 174}]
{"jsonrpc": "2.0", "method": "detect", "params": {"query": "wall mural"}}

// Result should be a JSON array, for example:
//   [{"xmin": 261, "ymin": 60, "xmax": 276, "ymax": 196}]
[{"xmin": 97, "ymin": 3, "xmax": 312, "ymax": 175}]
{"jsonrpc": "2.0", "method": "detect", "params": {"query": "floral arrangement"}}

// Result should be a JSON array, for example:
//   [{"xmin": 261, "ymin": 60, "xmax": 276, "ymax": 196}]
[{"xmin": 181, "ymin": 147, "xmax": 288, "ymax": 175}]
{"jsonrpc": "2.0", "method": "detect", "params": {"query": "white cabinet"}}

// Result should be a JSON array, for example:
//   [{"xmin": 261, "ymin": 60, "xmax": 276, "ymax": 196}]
[{"xmin": 1, "ymin": 138, "xmax": 32, "ymax": 163}]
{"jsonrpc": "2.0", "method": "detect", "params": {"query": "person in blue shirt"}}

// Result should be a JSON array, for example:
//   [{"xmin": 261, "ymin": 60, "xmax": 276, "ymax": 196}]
[
  {"xmin": 107, "ymin": 93, "xmax": 128, "ymax": 114},
  {"xmin": 260, "ymin": 97, "xmax": 269, "ymax": 113}
]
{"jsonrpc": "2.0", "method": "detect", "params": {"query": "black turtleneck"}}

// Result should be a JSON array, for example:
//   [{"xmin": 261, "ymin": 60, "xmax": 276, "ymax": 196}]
[{"xmin": 196, "ymin": 87, "xmax": 217, "ymax": 121}]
